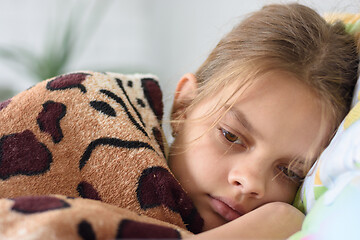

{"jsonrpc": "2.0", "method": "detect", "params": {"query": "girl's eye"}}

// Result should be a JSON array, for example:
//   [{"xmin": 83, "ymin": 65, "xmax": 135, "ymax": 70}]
[
  {"xmin": 277, "ymin": 165, "xmax": 304, "ymax": 183},
  {"xmin": 220, "ymin": 128, "xmax": 247, "ymax": 148},
  {"xmin": 222, "ymin": 129, "xmax": 238, "ymax": 142}
]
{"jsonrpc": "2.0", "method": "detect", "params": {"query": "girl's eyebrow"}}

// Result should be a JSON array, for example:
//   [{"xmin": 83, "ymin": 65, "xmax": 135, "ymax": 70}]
[{"xmin": 226, "ymin": 107, "xmax": 263, "ymax": 140}]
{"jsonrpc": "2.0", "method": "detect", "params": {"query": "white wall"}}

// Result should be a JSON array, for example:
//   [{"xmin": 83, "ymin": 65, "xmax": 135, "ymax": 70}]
[{"xmin": 0, "ymin": 0, "xmax": 359, "ymax": 120}]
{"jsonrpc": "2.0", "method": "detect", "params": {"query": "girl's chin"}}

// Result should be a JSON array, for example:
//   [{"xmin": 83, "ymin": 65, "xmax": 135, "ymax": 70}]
[
  {"xmin": 193, "ymin": 195, "xmax": 228, "ymax": 231},
  {"xmin": 202, "ymin": 219, "xmax": 227, "ymax": 231},
  {"xmin": 199, "ymin": 209, "xmax": 228, "ymax": 231}
]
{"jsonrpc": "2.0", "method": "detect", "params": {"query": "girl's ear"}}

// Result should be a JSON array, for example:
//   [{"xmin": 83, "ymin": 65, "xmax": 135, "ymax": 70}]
[{"xmin": 171, "ymin": 73, "xmax": 198, "ymax": 125}]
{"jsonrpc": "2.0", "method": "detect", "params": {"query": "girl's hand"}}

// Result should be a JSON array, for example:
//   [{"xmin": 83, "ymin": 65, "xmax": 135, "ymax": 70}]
[{"xmin": 188, "ymin": 202, "xmax": 304, "ymax": 240}]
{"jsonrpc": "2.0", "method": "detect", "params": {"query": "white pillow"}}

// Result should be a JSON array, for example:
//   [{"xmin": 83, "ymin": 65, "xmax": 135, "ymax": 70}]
[{"xmin": 293, "ymin": 75, "xmax": 360, "ymax": 214}]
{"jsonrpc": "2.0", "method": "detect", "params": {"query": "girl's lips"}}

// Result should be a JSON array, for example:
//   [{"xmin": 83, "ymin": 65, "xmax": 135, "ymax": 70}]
[{"xmin": 208, "ymin": 195, "xmax": 245, "ymax": 222}]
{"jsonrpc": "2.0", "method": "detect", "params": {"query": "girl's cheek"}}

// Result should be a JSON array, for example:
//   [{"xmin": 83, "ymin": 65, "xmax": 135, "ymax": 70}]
[{"xmin": 271, "ymin": 182, "xmax": 298, "ymax": 203}]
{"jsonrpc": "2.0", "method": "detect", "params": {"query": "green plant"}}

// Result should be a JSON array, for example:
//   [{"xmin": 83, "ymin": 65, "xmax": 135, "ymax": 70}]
[
  {"xmin": 0, "ymin": 87, "xmax": 15, "ymax": 101},
  {"xmin": 0, "ymin": 0, "xmax": 111, "ymax": 82}
]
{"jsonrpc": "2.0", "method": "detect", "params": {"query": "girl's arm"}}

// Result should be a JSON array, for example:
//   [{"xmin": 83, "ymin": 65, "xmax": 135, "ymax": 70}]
[{"xmin": 188, "ymin": 202, "xmax": 304, "ymax": 240}]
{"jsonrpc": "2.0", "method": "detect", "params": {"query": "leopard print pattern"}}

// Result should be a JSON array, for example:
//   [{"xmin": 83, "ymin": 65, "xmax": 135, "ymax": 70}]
[{"xmin": 0, "ymin": 72, "xmax": 203, "ymax": 239}]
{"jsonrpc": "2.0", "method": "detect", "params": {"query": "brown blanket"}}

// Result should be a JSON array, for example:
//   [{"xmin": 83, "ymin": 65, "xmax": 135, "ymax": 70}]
[{"xmin": 0, "ymin": 71, "xmax": 203, "ymax": 239}]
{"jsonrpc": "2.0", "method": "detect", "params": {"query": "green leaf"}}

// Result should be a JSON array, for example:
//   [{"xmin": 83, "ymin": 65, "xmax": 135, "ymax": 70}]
[{"xmin": 0, "ymin": 0, "xmax": 112, "ymax": 82}]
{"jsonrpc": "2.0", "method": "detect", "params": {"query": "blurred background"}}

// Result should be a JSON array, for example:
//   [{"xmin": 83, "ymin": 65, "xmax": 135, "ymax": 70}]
[{"xmin": 0, "ymin": 0, "xmax": 359, "ymax": 136}]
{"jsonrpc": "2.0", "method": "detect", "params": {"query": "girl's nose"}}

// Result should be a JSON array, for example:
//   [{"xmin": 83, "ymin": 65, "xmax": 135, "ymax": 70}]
[{"xmin": 228, "ymin": 164, "xmax": 266, "ymax": 199}]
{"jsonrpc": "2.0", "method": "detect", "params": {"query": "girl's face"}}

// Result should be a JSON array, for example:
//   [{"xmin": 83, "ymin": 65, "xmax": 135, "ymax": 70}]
[{"xmin": 169, "ymin": 71, "xmax": 329, "ymax": 231}]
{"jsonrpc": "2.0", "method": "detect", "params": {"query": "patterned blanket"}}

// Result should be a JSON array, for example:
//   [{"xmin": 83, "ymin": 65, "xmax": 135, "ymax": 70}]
[{"xmin": 0, "ymin": 71, "xmax": 203, "ymax": 239}]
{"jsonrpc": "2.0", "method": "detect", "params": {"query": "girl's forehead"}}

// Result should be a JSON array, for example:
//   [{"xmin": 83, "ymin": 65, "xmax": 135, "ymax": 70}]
[
  {"xmin": 197, "ymin": 70, "xmax": 327, "ymax": 153},
  {"xmin": 208, "ymin": 70, "xmax": 314, "ymax": 108}
]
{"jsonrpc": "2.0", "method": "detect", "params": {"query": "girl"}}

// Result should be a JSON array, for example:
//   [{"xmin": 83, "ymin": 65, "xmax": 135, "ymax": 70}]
[
  {"xmin": 169, "ymin": 3, "xmax": 358, "ymax": 239},
  {"xmin": 0, "ymin": 3, "xmax": 357, "ymax": 240}
]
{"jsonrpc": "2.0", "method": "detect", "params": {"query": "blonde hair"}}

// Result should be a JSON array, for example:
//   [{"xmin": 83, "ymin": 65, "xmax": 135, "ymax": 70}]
[{"xmin": 174, "ymin": 3, "xmax": 359, "ymax": 173}]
